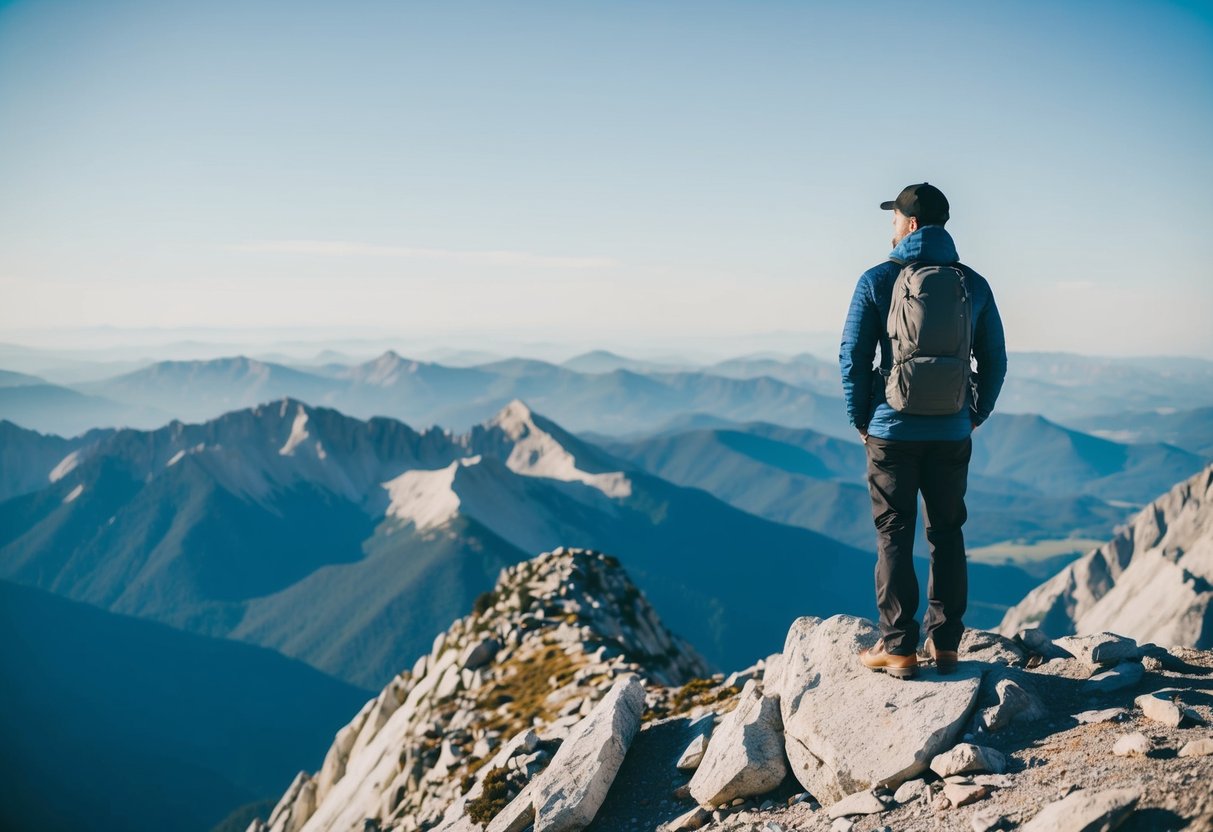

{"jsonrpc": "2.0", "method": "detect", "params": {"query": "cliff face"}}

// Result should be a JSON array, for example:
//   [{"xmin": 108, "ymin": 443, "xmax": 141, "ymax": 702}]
[
  {"xmin": 248, "ymin": 545, "xmax": 1213, "ymax": 832},
  {"xmin": 1000, "ymin": 464, "xmax": 1213, "ymax": 648}
]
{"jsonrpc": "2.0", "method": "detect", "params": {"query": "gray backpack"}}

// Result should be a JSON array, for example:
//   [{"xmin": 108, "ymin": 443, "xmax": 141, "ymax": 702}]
[{"xmin": 884, "ymin": 260, "xmax": 973, "ymax": 415}]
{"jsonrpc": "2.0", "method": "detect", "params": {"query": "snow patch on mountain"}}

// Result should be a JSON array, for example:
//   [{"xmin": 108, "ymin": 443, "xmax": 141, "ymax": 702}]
[
  {"xmin": 383, "ymin": 458, "xmax": 467, "ymax": 530},
  {"xmin": 49, "ymin": 450, "xmax": 81, "ymax": 483},
  {"xmin": 490, "ymin": 399, "xmax": 632, "ymax": 498},
  {"xmin": 279, "ymin": 406, "xmax": 313, "ymax": 456}
]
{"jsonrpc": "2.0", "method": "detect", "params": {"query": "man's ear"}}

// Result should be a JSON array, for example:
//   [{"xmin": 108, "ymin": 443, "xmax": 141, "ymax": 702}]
[{"xmin": 908, "ymin": 216, "xmax": 919, "ymax": 232}]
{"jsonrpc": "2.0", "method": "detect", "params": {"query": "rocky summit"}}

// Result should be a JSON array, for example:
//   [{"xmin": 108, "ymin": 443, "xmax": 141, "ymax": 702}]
[
  {"xmin": 1000, "ymin": 463, "xmax": 1213, "ymax": 648},
  {"xmin": 250, "ymin": 547, "xmax": 1213, "ymax": 832}
]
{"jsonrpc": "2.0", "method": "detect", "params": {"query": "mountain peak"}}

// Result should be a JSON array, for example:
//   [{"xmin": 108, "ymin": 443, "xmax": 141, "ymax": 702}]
[
  {"xmin": 1000, "ymin": 462, "xmax": 1213, "ymax": 646},
  {"xmin": 489, "ymin": 398, "xmax": 536, "ymax": 437},
  {"xmin": 477, "ymin": 400, "xmax": 632, "ymax": 498},
  {"xmin": 251, "ymin": 546, "xmax": 710, "ymax": 832},
  {"xmin": 340, "ymin": 350, "xmax": 436, "ymax": 387}
]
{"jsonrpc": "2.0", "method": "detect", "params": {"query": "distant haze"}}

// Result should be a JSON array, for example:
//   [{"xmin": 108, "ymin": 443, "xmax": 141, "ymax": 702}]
[{"xmin": 2, "ymin": 1, "xmax": 1211, "ymax": 356}]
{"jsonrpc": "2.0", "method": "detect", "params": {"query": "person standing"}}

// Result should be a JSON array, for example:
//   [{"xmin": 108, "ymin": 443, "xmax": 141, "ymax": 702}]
[{"xmin": 839, "ymin": 182, "xmax": 1007, "ymax": 679}]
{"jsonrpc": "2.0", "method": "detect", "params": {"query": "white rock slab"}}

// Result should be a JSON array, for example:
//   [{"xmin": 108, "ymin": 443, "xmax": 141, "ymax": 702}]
[
  {"xmin": 779, "ymin": 615, "xmax": 983, "ymax": 805},
  {"xmin": 531, "ymin": 673, "xmax": 646, "ymax": 832},
  {"xmin": 688, "ymin": 678, "xmax": 787, "ymax": 807}
]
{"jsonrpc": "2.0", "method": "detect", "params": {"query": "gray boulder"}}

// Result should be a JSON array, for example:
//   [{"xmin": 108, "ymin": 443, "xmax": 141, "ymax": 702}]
[
  {"xmin": 979, "ymin": 675, "xmax": 1045, "ymax": 732},
  {"xmin": 1054, "ymin": 633, "xmax": 1140, "ymax": 669},
  {"xmin": 960, "ymin": 630, "xmax": 1026, "ymax": 666},
  {"xmin": 779, "ymin": 615, "xmax": 983, "ymax": 805},
  {"xmin": 531, "ymin": 673, "xmax": 646, "ymax": 832},
  {"xmin": 688, "ymin": 678, "xmax": 787, "ymax": 807}
]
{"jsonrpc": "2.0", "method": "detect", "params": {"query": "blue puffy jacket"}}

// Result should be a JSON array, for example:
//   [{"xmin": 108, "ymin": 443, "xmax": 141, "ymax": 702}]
[{"xmin": 839, "ymin": 225, "xmax": 1008, "ymax": 441}]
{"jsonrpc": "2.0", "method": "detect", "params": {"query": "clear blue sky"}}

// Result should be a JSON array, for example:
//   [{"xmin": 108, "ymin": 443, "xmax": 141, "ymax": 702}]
[{"xmin": 2, "ymin": 0, "xmax": 1211, "ymax": 356}]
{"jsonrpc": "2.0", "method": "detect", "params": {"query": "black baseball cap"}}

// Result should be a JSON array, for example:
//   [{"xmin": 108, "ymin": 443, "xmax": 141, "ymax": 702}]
[{"xmin": 881, "ymin": 182, "xmax": 950, "ymax": 224}]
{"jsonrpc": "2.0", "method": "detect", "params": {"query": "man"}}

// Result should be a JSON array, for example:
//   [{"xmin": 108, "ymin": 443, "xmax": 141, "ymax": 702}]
[{"xmin": 839, "ymin": 182, "xmax": 1007, "ymax": 679}]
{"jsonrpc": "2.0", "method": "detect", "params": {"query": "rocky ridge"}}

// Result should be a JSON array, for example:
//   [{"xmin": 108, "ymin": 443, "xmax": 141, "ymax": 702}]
[
  {"xmin": 251, "ymin": 547, "xmax": 1213, "ymax": 832},
  {"xmin": 249, "ymin": 547, "xmax": 712, "ymax": 832},
  {"xmin": 1000, "ymin": 463, "xmax": 1213, "ymax": 648}
]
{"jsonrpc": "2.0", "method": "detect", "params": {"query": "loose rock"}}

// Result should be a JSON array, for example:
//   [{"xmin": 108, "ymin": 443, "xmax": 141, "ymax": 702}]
[
  {"xmin": 1178, "ymin": 738, "xmax": 1213, "ymax": 758},
  {"xmin": 970, "ymin": 807, "xmax": 1010, "ymax": 832},
  {"xmin": 980, "ymin": 676, "xmax": 1044, "ymax": 731},
  {"xmin": 1086, "ymin": 661, "xmax": 1145, "ymax": 692},
  {"xmin": 657, "ymin": 806, "xmax": 711, "ymax": 832},
  {"xmin": 826, "ymin": 789, "xmax": 887, "ymax": 819},
  {"xmin": 893, "ymin": 779, "xmax": 926, "ymax": 804},
  {"xmin": 676, "ymin": 734, "xmax": 709, "ymax": 771},
  {"xmin": 1020, "ymin": 787, "xmax": 1140, "ymax": 832},
  {"xmin": 1054, "ymin": 633, "xmax": 1141, "ymax": 669},
  {"xmin": 1074, "ymin": 707, "xmax": 1127, "ymax": 724},
  {"xmin": 930, "ymin": 743, "xmax": 1008, "ymax": 777},
  {"xmin": 943, "ymin": 783, "xmax": 991, "ymax": 807},
  {"xmin": 1112, "ymin": 732, "xmax": 1152, "ymax": 757},
  {"xmin": 688, "ymin": 678, "xmax": 787, "ymax": 807},
  {"xmin": 1135, "ymin": 689, "xmax": 1187, "ymax": 727},
  {"xmin": 531, "ymin": 673, "xmax": 646, "ymax": 832}
]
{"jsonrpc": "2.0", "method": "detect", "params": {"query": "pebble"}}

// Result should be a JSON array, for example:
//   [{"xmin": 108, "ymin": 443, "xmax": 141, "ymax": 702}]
[
  {"xmin": 971, "ymin": 807, "xmax": 1010, "ymax": 832},
  {"xmin": 1112, "ymin": 732, "xmax": 1152, "ymax": 757},
  {"xmin": 1073, "ymin": 707, "xmax": 1128, "ymax": 724},
  {"xmin": 943, "ymin": 782, "xmax": 991, "ymax": 807},
  {"xmin": 1179, "ymin": 738, "xmax": 1213, "ymax": 758},
  {"xmin": 1135, "ymin": 691, "xmax": 1186, "ymax": 727}
]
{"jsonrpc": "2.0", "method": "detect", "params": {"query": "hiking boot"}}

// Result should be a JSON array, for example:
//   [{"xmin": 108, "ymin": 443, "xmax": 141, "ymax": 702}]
[
  {"xmin": 859, "ymin": 638, "xmax": 918, "ymax": 679},
  {"xmin": 921, "ymin": 637, "xmax": 959, "ymax": 674}
]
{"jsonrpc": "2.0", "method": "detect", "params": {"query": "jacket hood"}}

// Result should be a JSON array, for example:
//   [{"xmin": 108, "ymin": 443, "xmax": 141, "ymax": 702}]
[{"xmin": 889, "ymin": 225, "xmax": 958, "ymax": 265}]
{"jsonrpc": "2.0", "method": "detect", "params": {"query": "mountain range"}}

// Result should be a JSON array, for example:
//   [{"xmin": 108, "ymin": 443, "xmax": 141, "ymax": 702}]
[
  {"xmin": 7, "ymin": 349, "xmax": 1212, "ymax": 443},
  {"xmin": 597, "ymin": 417, "xmax": 1147, "ymax": 551},
  {"xmin": 1, "ymin": 353, "xmax": 850, "ymax": 440},
  {"xmin": 5, "ymin": 390, "xmax": 1207, "ymax": 694},
  {"xmin": 0, "ymin": 399, "xmax": 877, "ymax": 688}
]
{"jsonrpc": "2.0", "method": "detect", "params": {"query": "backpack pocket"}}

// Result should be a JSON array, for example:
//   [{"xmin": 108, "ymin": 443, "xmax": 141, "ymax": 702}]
[{"xmin": 886, "ymin": 356, "xmax": 967, "ymax": 415}]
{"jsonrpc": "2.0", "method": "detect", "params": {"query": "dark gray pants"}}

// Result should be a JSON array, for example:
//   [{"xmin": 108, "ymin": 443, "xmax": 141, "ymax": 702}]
[{"xmin": 864, "ymin": 434, "xmax": 971, "ymax": 656}]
